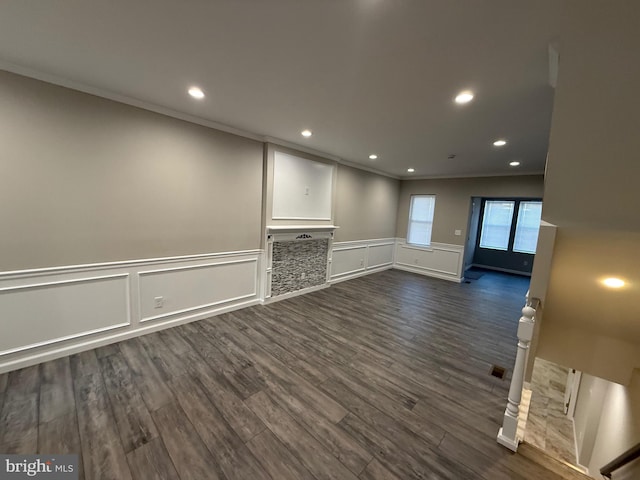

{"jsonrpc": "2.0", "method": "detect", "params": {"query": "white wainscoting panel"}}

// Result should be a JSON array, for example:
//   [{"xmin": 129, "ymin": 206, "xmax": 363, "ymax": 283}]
[
  {"xmin": 139, "ymin": 259, "xmax": 257, "ymax": 322},
  {"xmin": 0, "ymin": 250, "xmax": 260, "ymax": 373},
  {"xmin": 368, "ymin": 243, "xmax": 394, "ymax": 269},
  {"xmin": 330, "ymin": 239, "xmax": 395, "ymax": 283},
  {"xmin": 331, "ymin": 246, "xmax": 366, "ymax": 278},
  {"xmin": 394, "ymin": 241, "xmax": 464, "ymax": 282},
  {"xmin": 0, "ymin": 274, "xmax": 130, "ymax": 356}
]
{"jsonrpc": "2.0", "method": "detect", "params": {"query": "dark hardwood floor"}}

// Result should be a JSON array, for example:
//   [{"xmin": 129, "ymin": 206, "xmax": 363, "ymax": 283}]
[{"xmin": 0, "ymin": 269, "xmax": 587, "ymax": 479}]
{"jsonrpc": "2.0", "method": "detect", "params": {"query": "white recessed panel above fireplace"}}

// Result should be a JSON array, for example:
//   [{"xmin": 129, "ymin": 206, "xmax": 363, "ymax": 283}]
[{"xmin": 272, "ymin": 151, "xmax": 333, "ymax": 220}]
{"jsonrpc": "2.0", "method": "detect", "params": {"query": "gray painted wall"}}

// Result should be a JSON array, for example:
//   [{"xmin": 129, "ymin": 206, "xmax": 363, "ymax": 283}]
[
  {"xmin": 396, "ymin": 175, "xmax": 544, "ymax": 246},
  {"xmin": 0, "ymin": 70, "xmax": 264, "ymax": 271},
  {"xmin": 535, "ymin": 0, "xmax": 640, "ymax": 386},
  {"xmin": 573, "ymin": 370, "xmax": 640, "ymax": 476},
  {"xmin": 574, "ymin": 373, "xmax": 608, "ymax": 468},
  {"xmin": 1, "ymin": 69, "xmax": 546, "ymax": 277},
  {"xmin": 543, "ymin": 0, "xmax": 640, "ymax": 231},
  {"xmin": 334, "ymin": 164, "xmax": 399, "ymax": 242}
]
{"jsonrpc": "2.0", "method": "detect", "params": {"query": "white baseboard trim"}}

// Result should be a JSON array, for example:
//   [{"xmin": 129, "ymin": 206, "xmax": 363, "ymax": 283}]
[
  {"xmin": 140, "ymin": 292, "xmax": 257, "ymax": 323},
  {"xmin": 571, "ymin": 419, "xmax": 591, "ymax": 475},
  {"xmin": 261, "ymin": 283, "xmax": 329, "ymax": 305},
  {"xmin": 469, "ymin": 263, "xmax": 532, "ymax": 277},
  {"xmin": 330, "ymin": 264, "xmax": 393, "ymax": 285},
  {"xmin": 393, "ymin": 264, "xmax": 463, "ymax": 283},
  {"xmin": 0, "ymin": 298, "xmax": 260, "ymax": 374}
]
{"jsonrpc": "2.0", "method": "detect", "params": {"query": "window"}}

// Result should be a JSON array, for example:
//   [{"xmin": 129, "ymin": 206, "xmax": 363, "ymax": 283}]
[
  {"xmin": 479, "ymin": 201, "xmax": 515, "ymax": 250},
  {"xmin": 407, "ymin": 195, "xmax": 435, "ymax": 246},
  {"xmin": 513, "ymin": 201, "xmax": 543, "ymax": 254},
  {"xmin": 477, "ymin": 199, "xmax": 542, "ymax": 254}
]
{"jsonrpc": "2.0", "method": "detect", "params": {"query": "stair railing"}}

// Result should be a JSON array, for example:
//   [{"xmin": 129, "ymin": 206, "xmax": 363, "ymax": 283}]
[
  {"xmin": 497, "ymin": 291, "xmax": 540, "ymax": 451},
  {"xmin": 600, "ymin": 442, "xmax": 640, "ymax": 478}
]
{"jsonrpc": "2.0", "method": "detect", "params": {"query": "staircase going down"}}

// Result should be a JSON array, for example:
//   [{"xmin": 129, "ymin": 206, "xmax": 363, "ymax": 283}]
[{"xmin": 518, "ymin": 442, "xmax": 594, "ymax": 480}]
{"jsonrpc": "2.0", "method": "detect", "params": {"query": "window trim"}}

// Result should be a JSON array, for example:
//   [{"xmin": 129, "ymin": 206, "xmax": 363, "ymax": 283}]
[{"xmin": 407, "ymin": 194, "xmax": 436, "ymax": 247}]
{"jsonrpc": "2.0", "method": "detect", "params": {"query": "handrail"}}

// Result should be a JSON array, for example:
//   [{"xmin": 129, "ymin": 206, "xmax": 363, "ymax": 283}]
[{"xmin": 600, "ymin": 442, "xmax": 640, "ymax": 478}]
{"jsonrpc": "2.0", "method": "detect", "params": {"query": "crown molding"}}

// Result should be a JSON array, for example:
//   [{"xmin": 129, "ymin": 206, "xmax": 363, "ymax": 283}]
[{"xmin": 404, "ymin": 170, "xmax": 544, "ymax": 181}]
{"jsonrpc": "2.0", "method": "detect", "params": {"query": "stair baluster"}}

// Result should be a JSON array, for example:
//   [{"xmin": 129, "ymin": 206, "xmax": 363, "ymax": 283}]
[{"xmin": 497, "ymin": 293, "xmax": 538, "ymax": 451}]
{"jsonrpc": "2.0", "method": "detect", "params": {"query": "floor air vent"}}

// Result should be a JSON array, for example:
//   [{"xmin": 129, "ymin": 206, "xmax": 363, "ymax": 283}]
[{"xmin": 490, "ymin": 365, "xmax": 507, "ymax": 379}]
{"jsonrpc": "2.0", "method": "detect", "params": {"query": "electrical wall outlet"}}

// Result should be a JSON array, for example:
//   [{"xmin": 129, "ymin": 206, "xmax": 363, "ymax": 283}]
[{"xmin": 154, "ymin": 296, "xmax": 164, "ymax": 308}]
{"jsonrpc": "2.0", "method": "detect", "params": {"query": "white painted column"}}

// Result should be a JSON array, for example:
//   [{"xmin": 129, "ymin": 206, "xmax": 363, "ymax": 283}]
[{"xmin": 497, "ymin": 295, "xmax": 538, "ymax": 451}]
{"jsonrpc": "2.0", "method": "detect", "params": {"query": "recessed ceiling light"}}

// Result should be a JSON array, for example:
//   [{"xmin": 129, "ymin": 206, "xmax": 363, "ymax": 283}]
[
  {"xmin": 455, "ymin": 90, "xmax": 474, "ymax": 104},
  {"xmin": 602, "ymin": 277, "xmax": 625, "ymax": 288},
  {"xmin": 188, "ymin": 86, "xmax": 205, "ymax": 99},
  {"xmin": 369, "ymin": 154, "xmax": 378, "ymax": 160},
  {"xmin": 493, "ymin": 139, "xmax": 507, "ymax": 147},
  {"xmin": 301, "ymin": 129, "xmax": 312, "ymax": 138},
  {"xmin": 510, "ymin": 161, "xmax": 520, "ymax": 166},
  {"xmin": 407, "ymin": 168, "xmax": 415, "ymax": 173}
]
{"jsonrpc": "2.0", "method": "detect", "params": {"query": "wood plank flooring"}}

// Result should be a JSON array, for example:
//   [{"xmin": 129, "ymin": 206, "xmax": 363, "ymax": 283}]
[{"xmin": 0, "ymin": 269, "xmax": 583, "ymax": 479}]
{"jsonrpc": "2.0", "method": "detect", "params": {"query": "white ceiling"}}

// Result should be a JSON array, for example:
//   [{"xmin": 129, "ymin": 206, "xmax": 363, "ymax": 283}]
[{"xmin": 0, "ymin": 0, "xmax": 564, "ymax": 178}]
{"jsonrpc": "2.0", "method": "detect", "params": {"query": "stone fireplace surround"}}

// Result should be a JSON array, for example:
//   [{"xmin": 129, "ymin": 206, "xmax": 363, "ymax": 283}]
[{"xmin": 264, "ymin": 225, "xmax": 337, "ymax": 301}]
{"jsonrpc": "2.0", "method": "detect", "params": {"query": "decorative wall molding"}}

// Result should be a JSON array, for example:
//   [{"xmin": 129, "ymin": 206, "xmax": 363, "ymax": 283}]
[
  {"xmin": 393, "ymin": 240, "xmax": 464, "ymax": 283},
  {"xmin": 0, "ymin": 274, "xmax": 131, "ymax": 357},
  {"xmin": 271, "ymin": 216, "xmax": 332, "ymax": 221},
  {"xmin": 330, "ymin": 238, "xmax": 465, "ymax": 283},
  {"xmin": 271, "ymin": 151, "xmax": 335, "ymax": 222},
  {"xmin": 330, "ymin": 238, "xmax": 395, "ymax": 283},
  {"xmin": 0, "ymin": 237, "xmax": 472, "ymax": 374},
  {"xmin": 0, "ymin": 250, "xmax": 260, "ymax": 374},
  {"xmin": 0, "ymin": 249, "xmax": 262, "ymax": 280},
  {"xmin": 138, "ymin": 258, "xmax": 258, "ymax": 322}
]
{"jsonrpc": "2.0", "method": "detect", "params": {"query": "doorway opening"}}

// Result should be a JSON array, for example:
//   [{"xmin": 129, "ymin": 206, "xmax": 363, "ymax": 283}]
[{"xmin": 465, "ymin": 197, "xmax": 542, "ymax": 275}]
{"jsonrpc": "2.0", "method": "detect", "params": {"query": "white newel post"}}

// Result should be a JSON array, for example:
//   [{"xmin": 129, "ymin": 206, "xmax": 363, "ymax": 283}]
[{"xmin": 497, "ymin": 294, "xmax": 537, "ymax": 452}]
